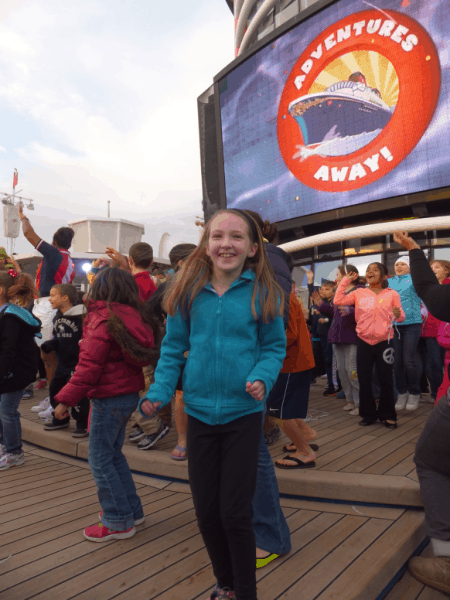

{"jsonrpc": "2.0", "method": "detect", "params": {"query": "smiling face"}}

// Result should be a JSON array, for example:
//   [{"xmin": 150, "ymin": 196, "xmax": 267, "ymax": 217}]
[
  {"xmin": 394, "ymin": 261, "xmax": 410, "ymax": 276},
  {"xmin": 431, "ymin": 261, "xmax": 447, "ymax": 283},
  {"xmin": 206, "ymin": 212, "xmax": 258, "ymax": 281},
  {"xmin": 366, "ymin": 263, "xmax": 387, "ymax": 287}
]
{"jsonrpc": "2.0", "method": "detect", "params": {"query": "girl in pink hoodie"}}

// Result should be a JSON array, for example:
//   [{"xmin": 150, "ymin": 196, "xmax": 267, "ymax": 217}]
[{"xmin": 334, "ymin": 263, "xmax": 405, "ymax": 429}]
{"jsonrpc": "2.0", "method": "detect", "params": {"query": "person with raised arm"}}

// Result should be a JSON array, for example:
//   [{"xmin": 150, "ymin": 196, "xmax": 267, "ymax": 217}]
[
  {"xmin": 334, "ymin": 262, "xmax": 405, "ymax": 429},
  {"xmin": 393, "ymin": 230, "xmax": 450, "ymax": 596},
  {"xmin": 18, "ymin": 205, "xmax": 75, "ymax": 396}
]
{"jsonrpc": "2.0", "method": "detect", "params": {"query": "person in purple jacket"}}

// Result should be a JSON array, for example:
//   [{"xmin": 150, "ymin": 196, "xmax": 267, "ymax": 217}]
[{"xmin": 312, "ymin": 265, "xmax": 363, "ymax": 416}]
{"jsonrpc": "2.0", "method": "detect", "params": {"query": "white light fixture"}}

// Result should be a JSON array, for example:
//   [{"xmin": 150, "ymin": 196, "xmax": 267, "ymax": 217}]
[{"xmin": 82, "ymin": 262, "xmax": 92, "ymax": 273}]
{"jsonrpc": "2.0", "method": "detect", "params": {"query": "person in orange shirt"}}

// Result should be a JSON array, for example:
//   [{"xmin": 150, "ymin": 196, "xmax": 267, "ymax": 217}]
[{"xmin": 266, "ymin": 276, "xmax": 317, "ymax": 469}]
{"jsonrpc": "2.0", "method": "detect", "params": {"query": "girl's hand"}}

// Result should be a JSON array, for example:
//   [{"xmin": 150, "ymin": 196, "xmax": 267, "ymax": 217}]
[
  {"xmin": 54, "ymin": 404, "xmax": 70, "ymax": 420},
  {"xmin": 318, "ymin": 318, "xmax": 327, "ymax": 324},
  {"xmin": 346, "ymin": 271, "xmax": 359, "ymax": 282},
  {"xmin": 393, "ymin": 230, "xmax": 420, "ymax": 251},
  {"xmin": 306, "ymin": 269, "xmax": 314, "ymax": 284},
  {"xmin": 141, "ymin": 399, "xmax": 162, "ymax": 417},
  {"xmin": 311, "ymin": 291, "xmax": 321, "ymax": 306},
  {"xmin": 392, "ymin": 306, "xmax": 401, "ymax": 319},
  {"xmin": 246, "ymin": 380, "xmax": 266, "ymax": 402}
]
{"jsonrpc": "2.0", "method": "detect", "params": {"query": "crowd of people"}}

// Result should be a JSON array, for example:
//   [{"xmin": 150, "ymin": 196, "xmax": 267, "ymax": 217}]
[{"xmin": 0, "ymin": 206, "xmax": 450, "ymax": 598}]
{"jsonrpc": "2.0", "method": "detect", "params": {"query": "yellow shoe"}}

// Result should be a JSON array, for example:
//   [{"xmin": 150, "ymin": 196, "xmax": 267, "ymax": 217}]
[{"xmin": 256, "ymin": 552, "xmax": 279, "ymax": 569}]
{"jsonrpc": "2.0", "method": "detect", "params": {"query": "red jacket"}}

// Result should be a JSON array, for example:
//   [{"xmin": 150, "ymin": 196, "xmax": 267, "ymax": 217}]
[
  {"xmin": 422, "ymin": 278, "xmax": 450, "ymax": 338},
  {"xmin": 55, "ymin": 301, "xmax": 155, "ymax": 407}
]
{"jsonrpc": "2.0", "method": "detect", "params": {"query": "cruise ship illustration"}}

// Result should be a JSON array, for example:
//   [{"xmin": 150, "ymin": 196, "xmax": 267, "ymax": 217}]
[{"xmin": 288, "ymin": 72, "xmax": 393, "ymax": 149}]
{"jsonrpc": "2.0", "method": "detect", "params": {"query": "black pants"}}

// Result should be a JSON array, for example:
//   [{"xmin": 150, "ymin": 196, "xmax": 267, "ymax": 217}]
[
  {"xmin": 357, "ymin": 337, "xmax": 397, "ymax": 422},
  {"xmin": 187, "ymin": 412, "xmax": 262, "ymax": 600},
  {"xmin": 415, "ymin": 396, "xmax": 450, "ymax": 542},
  {"xmin": 311, "ymin": 340, "xmax": 325, "ymax": 380},
  {"xmin": 49, "ymin": 373, "xmax": 90, "ymax": 429},
  {"xmin": 36, "ymin": 343, "xmax": 46, "ymax": 380}
]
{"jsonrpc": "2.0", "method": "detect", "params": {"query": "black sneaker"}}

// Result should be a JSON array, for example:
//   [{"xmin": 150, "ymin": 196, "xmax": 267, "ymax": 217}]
[
  {"xmin": 323, "ymin": 386, "xmax": 337, "ymax": 396},
  {"xmin": 128, "ymin": 426, "xmax": 145, "ymax": 442},
  {"xmin": 72, "ymin": 428, "xmax": 89, "ymax": 438},
  {"xmin": 43, "ymin": 422, "xmax": 70, "ymax": 431},
  {"xmin": 137, "ymin": 423, "xmax": 169, "ymax": 450},
  {"xmin": 264, "ymin": 425, "xmax": 281, "ymax": 446}
]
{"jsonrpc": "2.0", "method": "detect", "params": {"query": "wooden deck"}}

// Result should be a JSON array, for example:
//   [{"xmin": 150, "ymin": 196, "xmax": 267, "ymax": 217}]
[
  {"xmin": 0, "ymin": 443, "xmax": 437, "ymax": 600},
  {"xmin": 19, "ymin": 380, "xmax": 433, "ymax": 506}
]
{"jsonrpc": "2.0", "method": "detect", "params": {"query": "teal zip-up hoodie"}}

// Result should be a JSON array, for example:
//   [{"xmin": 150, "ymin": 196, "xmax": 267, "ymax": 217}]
[
  {"xmin": 388, "ymin": 274, "xmax": 422, "ymax": 326},
  {"xmin": 138, "ymin": 269, "xmax": 286, "ymax": 426}
]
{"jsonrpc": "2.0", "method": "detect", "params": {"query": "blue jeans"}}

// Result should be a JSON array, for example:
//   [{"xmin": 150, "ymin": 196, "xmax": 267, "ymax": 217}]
[
  {"xmin": 393, "ymin": 324, "xmax": 422, "ymax": 396},
  {"xmin": 252, "ymin": 426, "xmax": 291, "ymax": 555},
  {"xmin": 0, "ymin": 389, "xmax": 24, "ymax": 454},
  {"xmin": 424, "ymin": 337, "xmax": 447, "ymax": 401},
  {"xmin": 89, "ymin": 393, "xmax": 144, "ymax": 531}
]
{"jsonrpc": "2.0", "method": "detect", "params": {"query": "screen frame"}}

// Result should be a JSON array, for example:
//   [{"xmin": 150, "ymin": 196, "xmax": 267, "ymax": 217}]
[{"xmin": 212, "ymin": 0, "xmax": 450, "ymax": 234}]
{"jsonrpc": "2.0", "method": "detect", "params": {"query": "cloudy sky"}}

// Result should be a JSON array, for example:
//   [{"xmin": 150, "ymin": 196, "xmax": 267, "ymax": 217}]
[{"xmin": 0, "ymin": 0, "xmax": 232, "ymax": 256}]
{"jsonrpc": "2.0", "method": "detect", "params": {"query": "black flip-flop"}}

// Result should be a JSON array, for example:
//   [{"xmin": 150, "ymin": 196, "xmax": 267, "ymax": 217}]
[
  {"xmin": 283, "ymin": 443, "xmax": 319, "ymax": 452},
  {"xmin": 275, "ymin": 455, "xmax": 316, "ymax": 469}
]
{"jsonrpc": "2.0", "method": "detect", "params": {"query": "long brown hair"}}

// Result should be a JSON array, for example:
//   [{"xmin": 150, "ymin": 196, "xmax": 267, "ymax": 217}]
[
  {"xmin": 89, "ymin": 267, "xmax": 161, "ymax": 349},
  {"xmin": 163, "ymin": 209, "xmax": 284, "ymax": 324},
  {"xmin": 0, "ymin": 271, "xmax": 37, "ymax": 306}
]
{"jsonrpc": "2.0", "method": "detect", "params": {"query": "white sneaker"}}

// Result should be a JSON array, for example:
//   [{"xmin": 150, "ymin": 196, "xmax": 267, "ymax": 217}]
[
  {"xmin": 349, "ymin": 408, "xmax": 359, "ymax": 416},
  {"xmin": 32, "ymin": 396, "xmax": 51, "ymax": 413},
  {"xmin": 406, "ymin": 394, "xmax": 420, "ymax": 411},
  {"xmin": 0, "ymin": 452, "xmax": 25, "ymax": 470},
  {"xmin": 395, "ymin": 393, "xmax": 409, "ymax": 411},
  {"xmin": 38, "ymin": 405, "xmax": 54, "ymax": 420}
]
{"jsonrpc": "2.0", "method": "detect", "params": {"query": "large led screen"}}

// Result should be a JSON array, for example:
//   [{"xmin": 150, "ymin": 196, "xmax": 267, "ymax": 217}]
[{"xmin": 219, "ymin": 0, "xmax": 448, "ymax": 223}]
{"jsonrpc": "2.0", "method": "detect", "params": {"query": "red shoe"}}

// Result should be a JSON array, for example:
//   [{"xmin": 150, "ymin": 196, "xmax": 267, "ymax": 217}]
[
  {"xmin": 36, "ymin": 379, "xmax": 48, "ymax": 390},
  {"xmin": 83, "ymin": 522, "xmax": 135, "ymax": 542},
  {"xmin": 99, "ymin": 510, "xmax": 145, "ymax": 526}
]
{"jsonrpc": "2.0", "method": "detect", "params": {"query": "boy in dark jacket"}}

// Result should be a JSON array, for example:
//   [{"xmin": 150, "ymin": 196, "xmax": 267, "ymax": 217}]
[
  {"xmin": 307, "ymin": 271, "xmax": 336, "ymax": 394},
  {"xmin": 40, "ymin": 283, "xmax": 89, "ymax": 437}
]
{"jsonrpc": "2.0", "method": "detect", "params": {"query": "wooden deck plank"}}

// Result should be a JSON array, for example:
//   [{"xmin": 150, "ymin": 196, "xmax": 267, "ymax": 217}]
[
  {"xmin": 325, "ymin": 417, "xmax": 430, "ymax": 473},
  {"xmin": 313, "ymin": 510, "xmax": 425, "ymax": 600},
  {"xmin": 0, "ymin": 488, "xmax": 175, "ymax": 554},
  {"xmin": 0, "ymin": 469, "xmax": 91, "ymax": 501},
  {"xmin": 0, "ymin": 497, "xmax": 196, "ymax": 598},
  {"xmin": 147, "ymin": 509, "xmax": 324, "ymax": 600},
  {"xmin": 0, "ymin": 491, "xmax": 192, "ymax": 585},
  {"xmin": 279, "ymin": 497, "xmax": 405, "ymax": 521},
  {"xmin": 0, "ymin": 464, "xmax": 81, "ymax": 493},
  {"xmin": 109, "ymin": 511, "xmax": 335, "ymax": 600},
  {"xmin": 362, "ymin": 442, "xmax": 417, "ymax": 476},
  {"xmin": 263, "ymin": 517, "xmax": 393, "ymax": 600},
  {"xmin": 384, "ymin": 453, "xmax": 417, "ymax": 477}
]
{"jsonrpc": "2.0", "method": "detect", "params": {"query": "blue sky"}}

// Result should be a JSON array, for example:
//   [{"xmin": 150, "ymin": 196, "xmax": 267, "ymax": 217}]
[{"xmin": 0, "ymin": 0, "xmax": 232, "ymax": 255}]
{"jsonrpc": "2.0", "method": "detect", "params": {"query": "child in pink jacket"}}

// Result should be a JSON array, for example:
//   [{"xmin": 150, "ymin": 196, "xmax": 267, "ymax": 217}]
[{"xmin": 334, "ymin": 262, "xmax": 405, "ymax": 429}]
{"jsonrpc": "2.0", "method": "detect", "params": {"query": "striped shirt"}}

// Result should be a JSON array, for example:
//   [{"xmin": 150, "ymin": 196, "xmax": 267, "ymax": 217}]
[{"xmin": 35, "ymin": 240, "xmax": 75, "ymax": 297}]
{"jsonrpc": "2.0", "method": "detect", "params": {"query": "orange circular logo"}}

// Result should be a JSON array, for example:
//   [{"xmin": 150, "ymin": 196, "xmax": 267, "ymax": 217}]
[{"xmin": 277, "ymin": 10, "xmax": 440, "ymax": 192}]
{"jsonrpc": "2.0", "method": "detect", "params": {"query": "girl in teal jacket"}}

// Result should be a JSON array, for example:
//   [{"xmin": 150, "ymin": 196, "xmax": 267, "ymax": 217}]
[
  {"xmin": 389, "ymin": 256, "xmax": 423, "ymax": 412},
  {"xmin": 139, "ymin": 209, "xmax": 286, "ymax": 600}
]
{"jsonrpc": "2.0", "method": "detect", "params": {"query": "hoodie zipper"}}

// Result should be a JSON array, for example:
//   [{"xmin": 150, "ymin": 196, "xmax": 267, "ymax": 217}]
[{"xmin": 215, "ymin": 295, "xmax": 223, "ymax": 425}]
